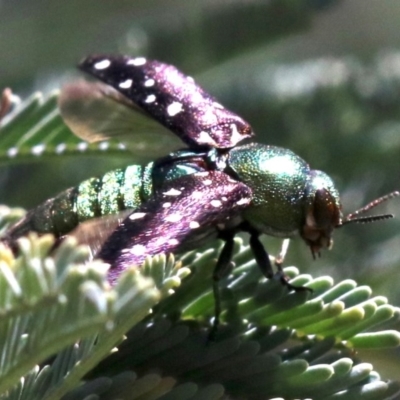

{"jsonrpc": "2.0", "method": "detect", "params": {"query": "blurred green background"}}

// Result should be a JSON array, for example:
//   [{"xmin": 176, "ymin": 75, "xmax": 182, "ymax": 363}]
[{"xmin": 0, "ymin": 0, "xmax": 400, "ymax": 374}]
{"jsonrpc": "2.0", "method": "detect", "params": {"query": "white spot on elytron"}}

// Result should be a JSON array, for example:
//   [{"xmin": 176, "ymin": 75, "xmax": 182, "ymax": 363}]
[
  {"xmin": 98, "ymin": 141, "xmax": 109, "ymax": 151},
  {"xmin": 94, "ymin": 59, "xmax": 111, "ymax": 70},
  {"xmin": 145, "ymin": 94, "xmax": 156, "ymax": 103},
  {"xmin": 119, "ymin": 79, "xmax": 132, "ymax": 89},
  {"xmin": 197, "ymin": 130, "xmax": 213, "ymax": 144},
  {"xmin": 189, "ymin": 221, "xmax": 200, "ymax": 229},
  {"xmin": 154, "ymin": 237, "xmax": 166, "ymax": 247},
  {"xmin": 213, "ymin": 101, "xmax": 224, "ymax": 109},
  {"xmin": 167, "ymin": 102, "xmax": 183, "ymax": 116},
  {"xmin": 162, "ymin": 202, "xmax": 172, "ymax": 208},
  {"xmin": 165, "ymin": 214, "xmax": 182, "ymax": 223},
  {"xmin": 191, "ymin": 191, "xmax": 203, "ymax": 200},
  {"xmin": 77, "ymin": 142, "xmax": 88, "ymax": 152},
  {"xmin": 190, "ymin": 91, "xmax": 204, "ymax": 104},
  {"xmin": 127, "ymin": 57, "xmax": 146, "ymax": 66},
  {"xmin": 229, "ymin": 123, "xmax": 244, "ymax": 143},
  {"xmin": 236, "ymin": 198, "xmax": 251, "ymax": 206},
  {"xmin": 7, "ymin": 147, "xmax": 18, "ymax": 158},
  {"xmin": 168, "ymin": 238, "xmax": 179, "ymax": 246},
  {"xmin": 163, "ymin": 188, "xmax": 181, "ymax": 196},
  {"xmin": 129, "ymin": 212, "xmax": 146, "ymax": 220},
  {"xmin": 144, "ymin": 79, "xmax": 155, "ymax": 87},
  {"xmin": 31, "ymin": 143, "xmax": 45, "ymax": 156},
  {"xmin": 55, "ymin": 143, "xmax": 66, "ymax": 154},
  {"xmin": 211, "ymin": 200, "xmax": 222, "ymax": 208},
  {"xmin": 130, "ymin": 244, "xmax": 147, "ymax": 256},
  {"xmin": 203, "ymin": 179, "xmax": 212, "ymax": 186}
]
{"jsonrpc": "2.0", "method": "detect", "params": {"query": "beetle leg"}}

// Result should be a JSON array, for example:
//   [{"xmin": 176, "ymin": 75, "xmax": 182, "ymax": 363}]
[
  {"xmin": 209, "ymin": 231, "xmax": 235, "ymax": 340},
  {"xmin": 249, "ymin": 232, "xmax": 311, "ymax": 292}
]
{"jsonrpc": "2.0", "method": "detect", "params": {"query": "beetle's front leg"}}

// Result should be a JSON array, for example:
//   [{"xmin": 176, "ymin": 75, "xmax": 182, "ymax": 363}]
[{"xmin": 249, "ymin": 232, "xmax": 311, "ymax": 293}]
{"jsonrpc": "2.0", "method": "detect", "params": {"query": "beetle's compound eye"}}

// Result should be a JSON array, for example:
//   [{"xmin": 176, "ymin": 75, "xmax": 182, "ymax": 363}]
[
  {"xmin": 311, "ymin": 188, "xmax": 342, "ymax": 232},
  {"xmin": 301, "ymin": 166, "xmax": 343, "ymax": 259},
  {"xmin": 301, "ymin": 188, "xmax": 341, "ymax": 256}
]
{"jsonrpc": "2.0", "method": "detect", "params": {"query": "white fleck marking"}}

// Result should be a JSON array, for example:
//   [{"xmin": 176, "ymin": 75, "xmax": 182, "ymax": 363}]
[
  {"xmin": 55, "ymin": 143, "xmax": 66, "ymax": 154},
  {"xmin": 7, "ymin": 147, "xmax": 18, "ymax": 158},
  {"xmin": 190, "ymin": 91, "xmax": 204, "ymax": 104},
  {"xmin": 202, "ymin": 108, "xmax": 218, "ymax": 125},
  {"xmin": 119, "ymin": 79, "xmax": 132, "ymax": 89},
  {"xmin": 203, "ymin": 179, "xmax": 212, "ymax": 186},
  {"xmin": 31, "ymin": 143, "xmax": 45, "ymax": 156},
  {"xmin": 127, "ymin": 57, "xmax": 146, "ymax": 66},
  {"xmin": 197, "ymin": 131, "xmax": 213, "ymax": 144},
  {"xmin": 144, "ymin": 79, "xmax": 155, "ymax": 87},
  {"xmin": 129, "ymin": 212, "xmax": 146, "ymax": 220},
  {"xmin": 162, "ymin": 202, "xmax": 172, "ymax": 208},
  {"xmin": 211, "ymin": 200, "xmax": 222, "ymax": 208},
  {"xmin": 229, "ymin": 123, "xmax": 244, "ymax": 143},
  {"xmin": 145, "ymin": 94, "xmax": 156, "ymax": 103},
  {"xmin": 154, "ymin": 237, "xmax": 166, "ymax": 247},
  {"xmin": 99, "ymin": 141, "xmax": 109, "ymax": 151},
  {"xmin": 163, "ymin": 188, "xmax": 182, "ymax": 196},
  {"xmin": 168, "ymin": 238, "xmax": 179, "ymax": 246},
  {"xmin": 77, "ymin": 142, "xmax": 88, "ymax": 152},
  {"xmin": 221, "ymin": 196, "xmax": 228, "ymax": 202},
  {"xmin": 94, "ymin": 59, "xmax": 111, "ymax": 70},
  {"xmin": 165, "ymin": 214, "xmax": 182, "ymax": 223},
  {"xmin": 130, "ymin": 244, "xmax": 146, "ymax": 256},
  {"xmin": 189, "ymin": 221, "xmax": 200, "ymax": 229},
  {"xmin": 191, "ymin": 191, "xmax": 203, "ymax": 200},
  {"xmin": 236, "ymin": 198, "xmax": 251, "ymax": 206},
  {"xmin": 213, "ymin": 101, "xmax": 224, "ymax": 109},
  {"xmin": 167, "ymin": 101, "xmax": 183, "ymax": 116}
]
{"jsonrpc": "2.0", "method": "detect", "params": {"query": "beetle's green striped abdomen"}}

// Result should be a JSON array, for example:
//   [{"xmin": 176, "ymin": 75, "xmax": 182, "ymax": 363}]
[
  {"xmin": 75, "ymin": 165, "xmax": 146, "ymax": 220},
  {"xmin": 5, "ymin": 164, "xmax": 151, "ymax": 241}
]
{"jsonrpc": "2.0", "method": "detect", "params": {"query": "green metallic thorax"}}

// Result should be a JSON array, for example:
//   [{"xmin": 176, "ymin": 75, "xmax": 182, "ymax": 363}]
[{"xmin": 227, "ymin": 143, "xmax": 310, "ymax": 237}]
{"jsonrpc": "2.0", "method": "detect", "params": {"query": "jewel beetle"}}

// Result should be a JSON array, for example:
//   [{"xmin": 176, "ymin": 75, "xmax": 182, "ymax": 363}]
[{"xmin": 3, "ymin": 55, "xmax": 398, "ymax": 330}]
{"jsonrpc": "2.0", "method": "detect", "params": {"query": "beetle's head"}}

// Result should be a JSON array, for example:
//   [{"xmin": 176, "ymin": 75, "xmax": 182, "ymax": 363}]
[{"xmin": 301, "ymin": 170, "xmax": 398, "ymax": 258}]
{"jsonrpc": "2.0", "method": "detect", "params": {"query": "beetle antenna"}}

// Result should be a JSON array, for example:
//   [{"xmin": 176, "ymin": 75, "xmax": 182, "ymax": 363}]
[{"xmin": 340, "ymin": 191, "xmax": 399, "ymax": 226}]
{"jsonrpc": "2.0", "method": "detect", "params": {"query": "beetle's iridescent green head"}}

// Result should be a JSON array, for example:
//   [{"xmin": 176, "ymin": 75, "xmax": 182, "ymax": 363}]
[
  {"xmin": 302, "ymin": 170, "xmax": 399, "ymax": 258},
  {"xmin": 301, "ymin": 170, "xmax": 342, "ymax": 257}
]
